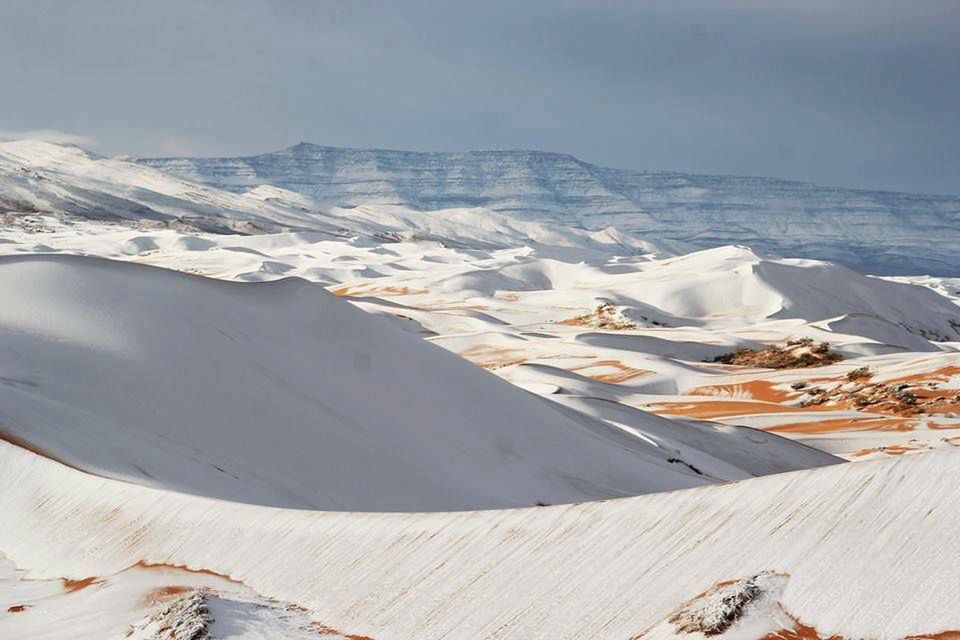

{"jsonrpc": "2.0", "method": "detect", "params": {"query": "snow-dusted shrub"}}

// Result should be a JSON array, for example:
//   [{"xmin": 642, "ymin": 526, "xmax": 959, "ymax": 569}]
[{"xmin": 668, "ymin": 572, "xmax": 776, "ymax": 636}]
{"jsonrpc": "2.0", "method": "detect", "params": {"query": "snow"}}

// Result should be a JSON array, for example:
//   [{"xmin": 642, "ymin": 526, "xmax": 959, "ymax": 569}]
[
  {"xmin": 1, "ymin": 253, "xmax": 750, "ymax": 512},
  {"xmin": 0, "ymin": 140, "xmax": 688, "ymax": 263},
  {"xmin": 3, "ymin": 140, "xmax": 960, "ymax": 637},
  {"xmin": 136, "ymin": 141, "xmax": 960, "ymax": 275},
  {"xmin": 3, "ymin": 213, "xmax": 958, "ymax": 465},
  {"xmin": 2, "ymin": 441, "xmax": 960, "ymax": 639}
]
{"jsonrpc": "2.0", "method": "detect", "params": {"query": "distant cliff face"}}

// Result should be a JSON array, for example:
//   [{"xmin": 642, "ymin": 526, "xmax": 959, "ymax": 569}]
[{"xmin": 137, "ymin": 143, "xmax": 960, "ymax": 275}]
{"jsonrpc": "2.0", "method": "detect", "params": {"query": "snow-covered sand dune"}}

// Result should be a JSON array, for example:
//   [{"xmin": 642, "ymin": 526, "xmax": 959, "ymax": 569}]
[
  {"xmin": 0, "ymin": 254, "xmax": 700, "ymax": 510},
  {"xmin": 3, "ymin": 142, "xmax": 960, "ymax": 637},
  {"xmin": 3, "ymin": 215, "xmax": 958, "ymax": 462},
  {"xmin": 2, "ymin": 439, "xmax": 958, "ymax": 639},
  {"xmin": 0, "ymin": 254, "xmax": 843, "ymax": 513}
]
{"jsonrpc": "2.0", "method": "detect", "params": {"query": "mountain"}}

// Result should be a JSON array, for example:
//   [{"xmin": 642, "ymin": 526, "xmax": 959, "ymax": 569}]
[
  {"xmin": 0, "ymin": 140, "xmax": 686, "ymax": 259},
  {"xmin": 5, "ymin": 139, "xmax": 958, "ymax": 275},
  {"xmin": 137, "ymin": 142, "xmax": 960, "ymax": 275},
  {"xmin": 0, "ymin": 139, "xmax": 331, "ymax": 233}
]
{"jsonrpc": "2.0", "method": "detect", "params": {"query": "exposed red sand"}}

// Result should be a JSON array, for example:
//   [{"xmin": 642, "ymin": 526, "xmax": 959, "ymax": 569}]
[
  {"xmin": 690, "ymin": 380, "xmax": 795, "ymax": 403},
  {"xmin": 769, "ymin": 416, "xmax": 913, "ymax": 435},
  {"xmin": 683, "ymin": 578, "xmax": 741, "ymax": 604},
  {"xmin": 761, "ymin": 616, "xmax": 843, "ymax": 640},
  {"xmin": 761, "ymin": 613, "xmax": 960, "ymax": 640},
  {"xmin": 480, "ymin": 357, "xmax": 528, "ymax": 370},
  {"xmin": 132, "ymin": 561, "xmax": 242, "ymax": 585},
  {"xmin": 331, "ymin": 284, "xmax": 425, "ymax": 297},
  {"xmin": 928, "ymin": 422, "xmax": 960, "ymax": 430},
  {"xmin": 635, "ymin": 574, "xmax": 791, "ymax": 638},
  {"xmin": 674, "ymin": 363, "xmax": 960, "ymax": 430},
  {"xmin": 459, "ymin": 346, "xmax": 615, "ymax": 372},
  {"xmin": 850, "ymin": 443, "xmax": 922, "ymax": 457},
  {"xmin": 647, "ymin": 580, "xmax": 960, "ymax": 640},
  {"xmin": 889, "ymin": 365, "xmax": 960, "ymax": 387},
  {"xmin": 651, "ymin": 400, "xmax": 826, "ymax": 419},
  {"xmin": 567, "ymin": 360, "xmax": 651, "ymax": 383},
  {"xmin": 139, "ymin": 585, "xmax": 194, "ymax": 607},
  {"xmin": 557, "ymin": 303, "xmax": 638, "ymax": 330},
  {"xmin": 458, "ymin": 345, "xmax": 528, "ymax": 370},
  {"xmin": 557, "ymin": 317, "xmax": 635, "ymax": 330},
  {"xmin": 62, "ymin": 576, "xmax": 100, "ymax": 593},
  {"xmin": 810, "ymin": 366, "xmax": 960, "ymax": 416},
  {"xmin": 632, "ymin": 570, "xmax": 960, "ymax": 640},
  {"xmin": 330, "ymin": 285, "xmax": 353, "ymax": 296},
  {"xmin": 710, "ymin": 342, "xmax": 842, "ymax": 369},
  {"xmin": 129, "ymin": 565, "xmax": 378, "ymax": 637},
  {"xmin": 903, "ymin": 373, "xmax": 960, "ymax": 414},
  {"xmin": 312, "ymin": 622, "xmax": 376, "ymax": 639}
]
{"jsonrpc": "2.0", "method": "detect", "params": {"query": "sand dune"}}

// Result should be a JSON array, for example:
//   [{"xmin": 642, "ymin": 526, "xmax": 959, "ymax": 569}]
[
  {"xmin": 2, "ymin": 145, "xmax": 960, "ymax": 637},
  {"xmin": 1, "ymin": 253, "xmax": 844, "ymax": 514}
]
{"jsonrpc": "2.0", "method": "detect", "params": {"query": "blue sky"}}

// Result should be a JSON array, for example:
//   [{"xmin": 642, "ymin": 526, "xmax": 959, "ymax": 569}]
[{"xmin": 1, "ymin": 0, "xmax": 957, "ymax": 195}]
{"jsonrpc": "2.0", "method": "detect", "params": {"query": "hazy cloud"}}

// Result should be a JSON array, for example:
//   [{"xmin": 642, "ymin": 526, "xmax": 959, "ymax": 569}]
[{"xmin": 0, "ymin": 129, "xmax": 97, "ymax": 147}]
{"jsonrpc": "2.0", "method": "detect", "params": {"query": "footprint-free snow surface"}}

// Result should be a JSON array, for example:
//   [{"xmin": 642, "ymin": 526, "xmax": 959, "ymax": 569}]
[{"xmin": 0, "ymin": 254, "xmax": 839, "ymax": 512}]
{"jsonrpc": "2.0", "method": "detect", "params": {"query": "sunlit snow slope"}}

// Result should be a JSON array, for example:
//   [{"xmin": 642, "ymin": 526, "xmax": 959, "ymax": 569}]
[
  {"xmin": 2, "ymin": 440, "xmax": 958, "ymax": 639},
  {"xmin": 0, "ymin": 254, "xmax": 842, "ymax": 512}
]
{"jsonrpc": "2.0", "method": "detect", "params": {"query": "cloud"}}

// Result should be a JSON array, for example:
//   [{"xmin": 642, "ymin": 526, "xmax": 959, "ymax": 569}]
[{"xmin": 0, "ymin": 129, "xmax": 97, "ymax": 147}]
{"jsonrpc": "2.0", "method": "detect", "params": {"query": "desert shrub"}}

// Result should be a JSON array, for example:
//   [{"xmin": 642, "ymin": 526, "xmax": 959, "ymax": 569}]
[
  {"xmin": 813, "ymin": 342, "xmax": 832, "ymax": 355},
  {"xmin": 710, "ymin": 342, "xmax": 842, "ymax": 369},
  {"xmin": 847, "ymin": 366, "xmax": 873, "ymax": 381}
]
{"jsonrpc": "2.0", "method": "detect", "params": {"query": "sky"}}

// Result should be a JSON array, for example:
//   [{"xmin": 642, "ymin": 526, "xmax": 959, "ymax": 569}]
[{"xmin": 1, "ymin": 0, "xmax": 958, "ymax": 195}]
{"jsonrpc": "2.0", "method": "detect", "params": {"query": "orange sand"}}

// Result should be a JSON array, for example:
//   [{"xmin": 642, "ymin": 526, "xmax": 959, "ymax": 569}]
[
  {"xmin": 690, "ymin": 380, "xmax": 795, "ymax": 403},
  {"xmin": 567, "ymin": 360, "xmax": 652, "ymax": 383},
  {"xmin": 769, "ymin": 416, "xmax": 913, "ymax": 435},
  {"xmin": 62, "ymin": 576, "xmax": 99, "ymax": 593}
]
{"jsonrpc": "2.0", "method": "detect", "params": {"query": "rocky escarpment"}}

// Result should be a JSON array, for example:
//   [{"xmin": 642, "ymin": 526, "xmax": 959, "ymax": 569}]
[{"xmin": 138, "ymin": 143, "xmax": 960, "ymax": 275}]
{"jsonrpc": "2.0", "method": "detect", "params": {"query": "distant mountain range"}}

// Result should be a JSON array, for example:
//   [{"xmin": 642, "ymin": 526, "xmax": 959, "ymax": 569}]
[{"xmin": 137, "ymin": 142, "xmax": 960, "ymax": 276}]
